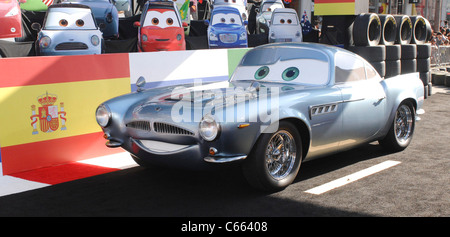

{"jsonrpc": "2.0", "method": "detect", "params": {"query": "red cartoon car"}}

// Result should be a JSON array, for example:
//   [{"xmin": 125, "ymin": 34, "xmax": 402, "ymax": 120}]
[
  {"xmin": 134, "ymin": 1, "xmax": 186, "ymax": 52},
  {"xmin": 0, "ymin": 0, "xmax": 24, "ymax": 39}
]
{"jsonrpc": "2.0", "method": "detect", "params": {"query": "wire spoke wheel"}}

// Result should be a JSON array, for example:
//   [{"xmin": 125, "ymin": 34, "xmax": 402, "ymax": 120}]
[{"xmin": 265, "ymin": 130, "xmax": 297, "ymax": 180}]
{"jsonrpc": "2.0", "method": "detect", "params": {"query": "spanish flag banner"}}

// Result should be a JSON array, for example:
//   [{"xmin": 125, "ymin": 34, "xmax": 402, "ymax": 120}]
[
  {"xmin": 0, "ymin": 54, "xmax": 131, "ymax": 174},
  {"xmin": 315, "ymin": 0, "xmax": 356, "ymax": 16}
]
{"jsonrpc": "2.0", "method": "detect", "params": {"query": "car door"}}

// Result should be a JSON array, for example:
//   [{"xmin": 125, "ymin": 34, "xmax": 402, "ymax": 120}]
[{"xmin": 334, "ymin": 52, "xmax": 387, "ymax": 148}]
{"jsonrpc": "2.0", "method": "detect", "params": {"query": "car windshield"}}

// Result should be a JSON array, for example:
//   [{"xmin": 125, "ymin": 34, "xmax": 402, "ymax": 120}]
[
  {"xmin": 261, "ymin": 2, "xmax": 283, "ymax": 12},
  {"xmin": 211, "ymin": 12, "xmax": 242, "ymax": 26},
  {"xmin": 272, "ymin": 13, "xmax": 298, "ymax": 25},
  {"xmin": 214, "ymin": 0, "xmax": 245, "ymax": 6},
  {"xmin": 231, "ymin": 47, "xmax": 330, "ymax": 85},
  {"xmin": 143, "ymin": 9, "xmax": 180, "ymax": 28},
  {"xmin": 44, "ymin": 8, "xmax": 97, "ymax": 30}
]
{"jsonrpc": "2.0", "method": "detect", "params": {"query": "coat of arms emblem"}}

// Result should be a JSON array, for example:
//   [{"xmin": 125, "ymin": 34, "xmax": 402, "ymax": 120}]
[{"xmin": 30, "ymin": 91, "xmax": 67, "ymax": 135}]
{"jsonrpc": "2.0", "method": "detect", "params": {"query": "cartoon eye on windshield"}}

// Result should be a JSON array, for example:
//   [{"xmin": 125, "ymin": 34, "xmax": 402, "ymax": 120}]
[
  {"xmin": 152, "ymin": 17, "xmax": 159, "ymax": 25},
  {"xmin": 76, "ymin": 19, "xmax": 84, "ymax": 27},
  {"xmin": 280, "ymin": 19, "xmax": 285, "ymax": 24},
  {"xmin": 59, "ymin": 19, "xmax": 68, "ymax": 27},
  {"xmin": 255, "ymin": 66, "xmax": 270, "ymax": 80},
  {"xmin": 166, "ymin": 18, "xmax": 173, "ymax": 25},
  {"xmin": 282, "ymin": 67, "xmax": 299, "ymax": 81},
  {"xmin": 221, "ymin": 18, "xmax": 226, "ymax": 23},
  {"xmin": 287, "ymin": 19, "xmax": 292, "ymax": 24},
  {"xmin": 230, "ymin": 18, "xmax": 235, "ymax": 23}
]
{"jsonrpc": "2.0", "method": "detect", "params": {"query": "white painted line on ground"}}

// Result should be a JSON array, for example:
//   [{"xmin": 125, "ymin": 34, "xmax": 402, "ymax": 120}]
[{"xmin": 305, "ymin": 160, "xmax": 401, "ymax": 195}]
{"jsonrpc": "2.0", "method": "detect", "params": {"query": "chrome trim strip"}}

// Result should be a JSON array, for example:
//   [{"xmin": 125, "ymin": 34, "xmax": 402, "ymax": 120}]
[{"xmin": 204, "ymin": 155, "xmax": 247, "ymax": 163}]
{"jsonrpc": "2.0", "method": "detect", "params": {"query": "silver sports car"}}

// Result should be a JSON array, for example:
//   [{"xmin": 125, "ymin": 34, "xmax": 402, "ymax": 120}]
[{"xmin": 96, "ymin": 43, "xmax": 425, "ymax": 191}]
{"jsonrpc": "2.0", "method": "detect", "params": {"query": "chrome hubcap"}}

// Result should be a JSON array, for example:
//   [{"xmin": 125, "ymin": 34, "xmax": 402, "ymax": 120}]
[
  {"xmin": 394, "ymin": 105, "xmax": 413, "ymax": 145},
  {"xmin": 265, "ymin": 130, "xmax": 296, "ymax": 180}
]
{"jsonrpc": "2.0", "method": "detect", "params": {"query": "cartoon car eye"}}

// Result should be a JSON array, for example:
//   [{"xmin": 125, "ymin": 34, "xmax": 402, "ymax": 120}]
[
  {"xmin": 287, "ymin": 19, "xmax": 292, "ymax": 24},
  {"xmin": 76, "ymin": 19, "xmax": 84, "ymax": 27},
  {"xmin": 255, "ymin": 66, "xmax": 270, "ymax": 80},
  {"xmin": 267, "ymin": 8, "xmax": 272, "ymax": 12},
  {"xmin": 166, "ymin": 18, "xmax": 174, "ymax": 25},
  {"xmin": 152, "ymin": 17, "xmax": 159, "ymax": 25},
  {"xmin": 230, "ymin": 18, "xmax": 235, "ymax": 23},
  {"xmin": 221, "ymin": 18, "xmax": 226, "ymax": 23},
  {"xmin": 232, "ymin": 0, "xmax": 236, "ymax": 3},
  {"xmin": 59, "ymin": 19, "xmax": 68, "ymax": 27},
  {"xmin": 280, "ymin": 19, "xmax": 285, "ymax": 24},
  {"xmin": 282, "ymin": 67, "xmax": 300, "ymax": 81}
]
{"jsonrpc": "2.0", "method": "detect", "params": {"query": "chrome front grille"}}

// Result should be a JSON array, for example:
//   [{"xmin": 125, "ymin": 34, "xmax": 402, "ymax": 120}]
[
  {"xmin": 126, "ymin": 120, "xmax": 151, "ymax": 131},
  {"xmin": 55, "ymin": 42, "xmax": 88, "ymax": 50},
  {"xmin": 219, "ymin": 33, "xmax": 237, "ymax": 43},
  {"xmin": 153, "ymin": 122, "xmax": 194, "ymax": 136}
]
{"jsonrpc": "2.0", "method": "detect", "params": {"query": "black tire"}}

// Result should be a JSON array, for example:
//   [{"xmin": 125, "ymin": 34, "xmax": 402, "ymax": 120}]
[
  {"xmin": 394, "ymin": 15, "xmax": 412, "ymax": 45},
  {"xmin": 370, "ymin": 61, "xmax": 386, "ymax": 77},
  {"xmin": 131, "ymin": 154, "xmax": 152, "ymax": 168},
  {"xmin": 432, "ymin": 72, "xmax": 446, "ymax": 85},
  {"xmin": 410, "ymin": 16, "xmax": 428, "ymax": 45},
  {"xmin": 419, "ymin": 71, "xmax": 431, "ymax": 85},
  {"xmin": 352, "ymin": 13, "xmax": 382, "ymax": 46},
  {"xmin": 385, "ymin": 60, "xmax": 401, "ymax": 78},
  {"xmin": 379, "ymin": 101, "xmax": 415, "ymax": 152},
  {"xmin": 379, "ymin": 14, "xmax": 397, "ymax": 45},
  {"xmin": 417, "ymin": 43, "xmax": 431, "ymax": 59},
  {"xmin": 417, "ymin": 58, "xmax": 430, "ymax": 73},
  {"xmin": 424, "ymin": 17, "xmax": 433, "ymax": 42},
  {"xmin": 445, "ymin": 74, "xmax": 450, "ymax": 87},
  {"xmin": 401, "ymin": 44, "xmax": 417, "ymax": 60},
  {"xmin": 428, "ymin": 82, "xmax": 432, "ymax": 96},
  {"xmin": 401, "ymin": 59, "xmax": 417, "ymax": 74},
  {"xmin": 386, "ymin": 44, "xmax": 401, "ymax": 61},
  {"xmin": 242, "ymin": 121, "xmax": 302, "ymax": 192},
  {"xmin": 347, "ymin": 45, "xmax": 386, "ymax": 62}
]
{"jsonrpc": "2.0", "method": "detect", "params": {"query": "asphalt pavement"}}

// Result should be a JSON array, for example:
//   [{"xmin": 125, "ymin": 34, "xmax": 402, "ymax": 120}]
[{"xmin": 0, "ymin": 90, "xmax": 448, "ymax": 219}]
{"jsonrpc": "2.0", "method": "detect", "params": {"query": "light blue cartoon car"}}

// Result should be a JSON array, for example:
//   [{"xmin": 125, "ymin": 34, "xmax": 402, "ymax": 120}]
[
  {"xmin": 61, "ymin": 0, "xmax": 119, "ymax": 39},
  {"xmin": 32, "ymin": 4, "xmax": 104, "ymax": 56},
  {"xmin": 205, "ymin": 6, "xmax": 248, "ymax": 49}
]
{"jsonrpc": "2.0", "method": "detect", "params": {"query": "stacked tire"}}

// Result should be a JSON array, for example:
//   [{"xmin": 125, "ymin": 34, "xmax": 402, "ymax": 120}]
[
  {"xmin": 347, "ymin": 13, "xmax": 433, "ymax": 98},
  {"xmin": 348, "ymin": 13, "xmax": 386, "ymax": 77}
]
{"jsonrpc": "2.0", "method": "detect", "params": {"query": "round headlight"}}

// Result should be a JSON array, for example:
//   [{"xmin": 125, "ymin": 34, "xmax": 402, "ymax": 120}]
[
  {"xmin": 199, "ymin": 114, "xmax": 220, "ymax": 141},
  {"xmin": 142, "ymin": 34, "xmax": 148, "ymax": 42},
  {"xmin": 91, "ymin": 35, "xmax": 100, "ymax": 46},
  {"xmin": 96, "ymin": 104, "xmax": 111, "ymax": 127},
  {"xmin": 39, "ymin": 36, "xmax": 51, "ymax": 49}
]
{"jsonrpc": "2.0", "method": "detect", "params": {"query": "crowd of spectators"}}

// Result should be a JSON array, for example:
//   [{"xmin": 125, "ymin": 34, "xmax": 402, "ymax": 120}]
[{"xmin": 432, "ymin": 20, "xmax": 450, "ymax": 46}]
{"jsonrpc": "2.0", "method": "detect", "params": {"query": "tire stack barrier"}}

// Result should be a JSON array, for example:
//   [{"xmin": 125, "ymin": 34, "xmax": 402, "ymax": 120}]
[{"xmin": 346, "ymin": 13, "xmax": 432, "ymax": 98}]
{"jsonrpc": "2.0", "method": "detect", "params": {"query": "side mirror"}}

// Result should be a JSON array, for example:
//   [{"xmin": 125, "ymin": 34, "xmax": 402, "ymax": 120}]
[
  {"xmin": 182, "ymin": 22, "xmax": 188, "ymax": 27},
  {"xmin": 133, "ymin": 21, "xmax": 141, "ymax": 28},
  {"xmin": 19, "ymin": 0, "xmax": 27, "ymax": 3},
  {"xmin": 244, "ymin": 20, "xmax": 248, "ymax": 25},
  {"xmin": 204, "ymin": 20, "xmax": 210, "ymax": 26},
  {"xmin": 136, "ymin": 76, "xmax": 146, "ymax": 92},
  {"xmin": 255, "ymin": 8, "xmax": 260, "ymax": 13},
  {"xmin": 31, "ymin": 22, "xmax": 41, "ymax": 31}
]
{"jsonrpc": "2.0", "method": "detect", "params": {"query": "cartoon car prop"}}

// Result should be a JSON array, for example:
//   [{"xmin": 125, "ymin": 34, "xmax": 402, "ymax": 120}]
[
  {"xmin": 0, "ymin": 0, "xmax": 23, "ymax": 39},
  {"xmin": 212, "ymin": 0, "xmax": 248, "ymax": 21},
  {"xmin": 96, "ymin": 43, "xmax": 424, "ymax": 192},
  {"xmin": 134, "ymin": 1, "xmax": 186, "ymax": 52},
  {"xmin": 61, "ymin": 0, "xmax": 119, "ymax": 39},
  {"xmin": 32, "ymin": 4, "xmax": 104, "ymax": 56},
  {"xmin": 205, "ymin": 6, "xmax": 248, "ymax": 49},
  {"xmin": 268, "ymin": 8, "xmax": 302, "ymax": 43},
  {"xmin": 256, "ymin": 0, "xmax": 284, "ymax": 34}
]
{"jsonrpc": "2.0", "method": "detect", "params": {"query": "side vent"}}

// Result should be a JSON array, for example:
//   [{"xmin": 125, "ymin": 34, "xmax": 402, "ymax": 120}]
[{"xmin": 310, "ymin": 103, "xmax": 338, "ymax": 118}]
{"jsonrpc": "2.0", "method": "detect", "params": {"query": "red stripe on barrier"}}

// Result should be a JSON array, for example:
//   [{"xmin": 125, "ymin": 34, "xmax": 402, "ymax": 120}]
[
  {"xmin": 0, "ymin": 53, "xmax": 130, "ymax": 88},
  {"xmin": 10, "ymin": 162, "xmax": 119, "ymax": 185},
  {"xmin": 1, "ymin": 132, "xmax": 123, "ymax": 175}
]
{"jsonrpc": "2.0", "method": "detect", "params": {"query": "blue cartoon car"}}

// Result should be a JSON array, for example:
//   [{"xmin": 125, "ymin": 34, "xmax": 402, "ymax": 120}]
[
  {"xmin": 32, "ymin": 4, "xmax": 104, "ymax": 56},
  {"xmin": 205, "ymin": 6, "xmax": 248, "ymax": 49},
  {"xmin": 61, "ymin": 0, "xmax": 119, "ymax": 39}
]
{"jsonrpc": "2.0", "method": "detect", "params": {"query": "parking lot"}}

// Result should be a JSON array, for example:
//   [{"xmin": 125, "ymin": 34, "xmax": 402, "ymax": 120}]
[{"xmin": 0, "ymin": 90, "xmax": 448, "ymax": 218}]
